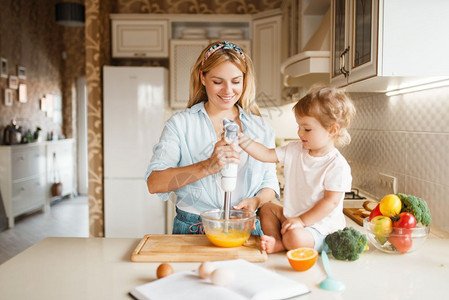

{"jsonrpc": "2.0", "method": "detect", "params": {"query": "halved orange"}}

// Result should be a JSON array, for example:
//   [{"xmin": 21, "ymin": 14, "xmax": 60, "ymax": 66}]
[{"xmin": 286, "ymin": 247, "xmax": 318, "ymax": 271}]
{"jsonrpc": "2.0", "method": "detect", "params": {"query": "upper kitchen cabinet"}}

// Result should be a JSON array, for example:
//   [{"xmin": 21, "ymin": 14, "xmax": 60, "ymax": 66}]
[
  {"xmin": 111, "ymin": 15, "xmax": 169, "ymax": 58},
  {"xmin": 252, "ymin": 10, "xmax": 283, "ymax": 106},
  {"xmin": 331, "ymin": 0, "xmax": 449, "ymax": 92},
  {"xmin": 331, "ymin": 0, "xmax": 377, "ymax": 86}
]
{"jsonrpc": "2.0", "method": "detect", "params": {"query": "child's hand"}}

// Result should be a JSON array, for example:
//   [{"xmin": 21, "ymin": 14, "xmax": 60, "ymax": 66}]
[
  {"xmin": 281, "ymin": 217, "xmax": 305, "ymax": 234},
  {"xmin": 238, "ymin": 132, "xmax": 252, "ymax": 149},
  {"xmin": 223, "ymin": 136, "xmax": 242, "ymax": 154}
]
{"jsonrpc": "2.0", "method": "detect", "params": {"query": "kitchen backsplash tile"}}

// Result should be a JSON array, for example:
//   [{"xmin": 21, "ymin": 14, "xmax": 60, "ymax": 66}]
[
  {"xmin": 406, "ymin": 132, "xmax": 449, "ymax": 187},
  {"xmin": 349, "ymin": 161, "xmax": 406, "ymax": 200},
  {"xmin": 405, "ymin": 176, "xmax": 447, "ymax": 233},
  {"xmin": 397, "ymin": 88, "xmax": 449, "ymax": 132},
  {"xmin": 340, "ymin": 86, "xmax": 449, "ymax": 232}
]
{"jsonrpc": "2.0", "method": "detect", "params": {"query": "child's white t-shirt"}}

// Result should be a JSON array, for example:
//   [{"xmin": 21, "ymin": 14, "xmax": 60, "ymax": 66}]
[{"xmin": 275, "ymin": 141, "xmax": 352, "ymax": 235}]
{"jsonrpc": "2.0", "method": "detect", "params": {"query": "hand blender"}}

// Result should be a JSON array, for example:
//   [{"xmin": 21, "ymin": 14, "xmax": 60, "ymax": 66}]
[{"xmin": 221, "ymin": 119, "xmax": 239, "ymax": 232}]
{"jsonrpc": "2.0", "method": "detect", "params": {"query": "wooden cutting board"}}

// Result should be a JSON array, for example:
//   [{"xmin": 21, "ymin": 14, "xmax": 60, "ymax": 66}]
[
  {"xmin": 343, "ymin": 200, "xmax": 378, "ymax": 226},
  {"xmin": 131, "ymin": 234, "xmax": 267, "ymax": 262},
  {"xmin": 343, "ymin": 208, "xmax": 366, "ymax": 226}
]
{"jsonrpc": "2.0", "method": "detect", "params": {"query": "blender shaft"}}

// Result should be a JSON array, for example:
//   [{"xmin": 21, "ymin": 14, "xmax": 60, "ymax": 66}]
[{"xmin": 224, "ymin": 192, "xmax": 232, "ymax": 232}]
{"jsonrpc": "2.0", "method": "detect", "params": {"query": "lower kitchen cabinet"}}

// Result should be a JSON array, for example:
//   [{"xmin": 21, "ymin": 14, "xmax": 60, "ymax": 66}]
[
  {"xmin": 0, "ymin": 139, "xmax": 75, "ymax": 228},
  {"xmin": 12, "ymin": 176, "xmax": 47, "ymax": 217}
]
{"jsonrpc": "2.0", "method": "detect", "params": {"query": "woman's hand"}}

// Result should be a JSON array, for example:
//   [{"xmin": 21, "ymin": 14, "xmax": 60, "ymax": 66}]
[
  {"xmin": 234, "ymin": 188, "xmax": 276, "ymax": 213},
  {"xmin": 281, "ymin": 217, "xmax": 305, "ymax": 234},
  {"xmin": 233, "ymin": 197, "xmax": 260, "ymax": 230},
  {"xmin": 233, "ymin": 197, "xmax": 260, "ymax": 212},
  {"xmin": 201, "ymin": 137, "xmax": 241, "ymax": 176}
]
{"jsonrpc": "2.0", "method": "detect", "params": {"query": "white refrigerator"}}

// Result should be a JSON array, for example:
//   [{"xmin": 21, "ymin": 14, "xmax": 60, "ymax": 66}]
[{"xmin": 103, "ymin": 66, "xmax": 167, "ymax": 237}]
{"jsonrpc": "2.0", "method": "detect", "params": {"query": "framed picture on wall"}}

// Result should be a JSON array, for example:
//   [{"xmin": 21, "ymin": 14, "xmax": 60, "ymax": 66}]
[
  {"xmin": 4, "ymin": 89, "xmax": 13, "ymax": 106},
  {"xmin": 17, "ymin": 65, "xmax": 26, "ymax": 80},
  {"xmin": 1, "ymin": 57, "xmax": 7, "ymax": 78},
  {"xmin": 18, "ymin": 84, "xmax": 27, "ymax": 103},
  {"xmin": 9, "ymin": 75, "xmax": 18, "ymax": 89}
]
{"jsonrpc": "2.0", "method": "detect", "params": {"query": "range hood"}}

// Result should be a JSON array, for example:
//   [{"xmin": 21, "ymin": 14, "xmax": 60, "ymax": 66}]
[
  {"xmin": 281, "ymin": 51, "xmax": 330, "ymax": 87},
  {"xmin": 281, "ymin": 7, "xmax": 330, "ymax": 88}
]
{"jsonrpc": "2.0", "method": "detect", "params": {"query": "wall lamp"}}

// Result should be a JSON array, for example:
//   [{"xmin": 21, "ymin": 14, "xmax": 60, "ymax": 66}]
[
  {"xmin": 386, "ymin": 78, "xmax": 449, "ymax": 97},
  {"xmin": 55, "ymin": 2, "xmax": 85, "ymax": 27}
]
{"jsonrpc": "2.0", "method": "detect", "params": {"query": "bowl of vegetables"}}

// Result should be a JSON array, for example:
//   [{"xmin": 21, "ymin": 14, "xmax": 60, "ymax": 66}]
[{"xmin": 363, "ymin": 193, "xmax": 431, "ymax": 254}]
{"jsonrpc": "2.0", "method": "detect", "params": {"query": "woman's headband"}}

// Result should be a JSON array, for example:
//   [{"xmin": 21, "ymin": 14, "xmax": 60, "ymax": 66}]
[{"xmin": 202, "ymin": 41, "xmax": 245, "ymax": 65}]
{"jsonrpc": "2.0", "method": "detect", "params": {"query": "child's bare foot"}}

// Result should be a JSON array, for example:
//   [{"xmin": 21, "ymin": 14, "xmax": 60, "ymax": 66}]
[{"xmin": 260, "ymin": 235, "xmax": 285, "ymax": 254}]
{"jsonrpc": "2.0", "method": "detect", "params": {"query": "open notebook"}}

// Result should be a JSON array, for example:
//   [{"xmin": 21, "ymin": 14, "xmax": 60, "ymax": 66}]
[{"xmin": 130, "ymin": 259, "xmax": 310, "ymax": 300}]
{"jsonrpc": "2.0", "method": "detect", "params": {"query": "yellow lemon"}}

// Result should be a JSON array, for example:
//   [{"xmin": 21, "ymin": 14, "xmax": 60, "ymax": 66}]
[{"xmin": 379, "ymin": 194, "xmax": 402, "ymax": 217}]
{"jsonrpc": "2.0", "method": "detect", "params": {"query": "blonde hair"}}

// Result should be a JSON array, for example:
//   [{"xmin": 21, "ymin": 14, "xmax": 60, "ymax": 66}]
[
  {"xmin": 187, "ymin": 41, "xmax": 260, "ymax": 116},
  {"xmin": 293, "ymin": 85, "xmax": 356, "ymax": 147}
]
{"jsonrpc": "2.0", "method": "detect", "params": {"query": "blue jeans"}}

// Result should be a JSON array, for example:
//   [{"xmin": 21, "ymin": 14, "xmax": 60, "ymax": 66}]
[{"xmin": 173, "ymin": 207, "xmax": 264, "ymax": 236}]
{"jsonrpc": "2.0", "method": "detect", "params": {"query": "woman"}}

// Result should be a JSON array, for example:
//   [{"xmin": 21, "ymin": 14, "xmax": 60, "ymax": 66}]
[{"xmin": 145, "ymin": 41, "xmax": 279, "ymax": 234}]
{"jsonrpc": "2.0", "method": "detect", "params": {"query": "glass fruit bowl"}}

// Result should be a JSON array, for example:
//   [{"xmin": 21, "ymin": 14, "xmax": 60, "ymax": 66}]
[
  {"xmin": 363, "ymin": 217, "xmax": 429, "ymax": 254},
  {"xmin": 200, "ymin": 209, "xmax": 256, "ymax": 248}
]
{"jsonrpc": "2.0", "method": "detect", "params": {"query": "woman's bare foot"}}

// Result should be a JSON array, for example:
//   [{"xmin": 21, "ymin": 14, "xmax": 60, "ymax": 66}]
[{"xmin": 260, "ymin": 235, "xmax": 285, "ymax": 254}]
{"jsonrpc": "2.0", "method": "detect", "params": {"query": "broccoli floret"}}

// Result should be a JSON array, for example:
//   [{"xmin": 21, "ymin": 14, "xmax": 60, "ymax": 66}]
[
  {"xmin": 397, "ymin": 193, "xmax": 432, "ymax": 226},
  {"xmin": 324, "ymin": 227, "xmax": 368, "ymax": 261}
]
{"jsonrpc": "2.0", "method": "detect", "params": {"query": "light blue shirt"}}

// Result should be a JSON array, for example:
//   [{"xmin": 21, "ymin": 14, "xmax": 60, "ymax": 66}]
[{"xmin": 145, "ymin": 102, "xmax": 280, "ymax": 214}]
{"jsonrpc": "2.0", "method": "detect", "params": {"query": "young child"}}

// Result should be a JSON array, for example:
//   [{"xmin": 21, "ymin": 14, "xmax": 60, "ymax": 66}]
[{"xmin": 239, "ymin": 85, "xmax": 356, "ymax": 253}]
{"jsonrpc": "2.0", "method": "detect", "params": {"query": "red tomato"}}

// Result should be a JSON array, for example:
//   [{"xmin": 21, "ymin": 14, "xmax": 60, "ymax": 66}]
[
  {"xmin": 393, "ymin": 212, "xmax": 417, "ymax": 229},
  {"xmin": 389, "ymin": 228, "xmax": 413, "ymax": 253},
  {"xmin": 369, "ymin": 204, "xmax": 382, "ymax": 221}
]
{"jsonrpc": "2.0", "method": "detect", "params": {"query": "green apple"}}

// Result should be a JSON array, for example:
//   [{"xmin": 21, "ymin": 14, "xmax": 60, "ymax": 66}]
[{"xmin": 370, "ymin": 216, "xmax": 393, "ymax": 245}]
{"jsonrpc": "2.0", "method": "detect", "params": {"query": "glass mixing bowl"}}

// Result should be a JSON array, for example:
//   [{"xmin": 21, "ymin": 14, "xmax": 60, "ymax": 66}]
[{"xmin": 201, "ymin": 209, "xmax": 256, "ymax": 248}]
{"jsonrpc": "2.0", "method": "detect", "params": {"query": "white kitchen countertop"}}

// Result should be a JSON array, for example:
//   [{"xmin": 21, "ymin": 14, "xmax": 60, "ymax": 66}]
[{"xmin": 0, "ymin": 234, "xmax": 448, "ymax": 300}]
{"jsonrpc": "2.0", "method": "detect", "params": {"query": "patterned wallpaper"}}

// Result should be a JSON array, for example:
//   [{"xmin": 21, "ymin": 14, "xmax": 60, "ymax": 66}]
[
  {"xmin": 117, "ymin": 0, "xmax": 282, "ymax": 14},
  {"xmin": 0, "ymin": 0, "xmax": 85, "ymax": 143},
  {"xmin": 85, "ymin": 0, "xmax": 114, "ymax": 237},
  {"xmin": 0, "ymin": 0, "xmax": 64, "ymax": 142}
]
